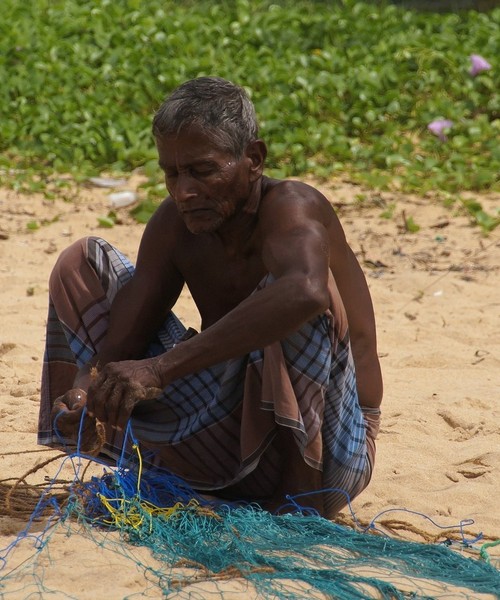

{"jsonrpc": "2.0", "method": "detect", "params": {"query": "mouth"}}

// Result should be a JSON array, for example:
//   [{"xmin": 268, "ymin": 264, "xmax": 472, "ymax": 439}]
[
  {"xmin": 181, "ymin": 208, "xmax": 213, "ymax": 217},
  {"xmin": 180, "ymin": 208, "xmax": 224, "ymax": 234}
]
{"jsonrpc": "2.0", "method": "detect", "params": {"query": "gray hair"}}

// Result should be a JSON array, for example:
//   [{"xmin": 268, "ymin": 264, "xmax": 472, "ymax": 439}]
[{"xmin": 152, "ymin": 77, "xmax": 259, "ymax": 157}]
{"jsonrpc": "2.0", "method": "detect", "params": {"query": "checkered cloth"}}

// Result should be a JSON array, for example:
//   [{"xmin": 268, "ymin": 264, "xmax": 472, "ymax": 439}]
[{"xmin": 39, "ymin": 237, "xmax": 379, "ymax": 515}]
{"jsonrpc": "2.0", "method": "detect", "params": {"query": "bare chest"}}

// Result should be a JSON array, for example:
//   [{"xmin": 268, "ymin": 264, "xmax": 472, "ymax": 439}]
[{"xmin": 176, "ymin": 242, "xmax": 267, "ymax": 328}]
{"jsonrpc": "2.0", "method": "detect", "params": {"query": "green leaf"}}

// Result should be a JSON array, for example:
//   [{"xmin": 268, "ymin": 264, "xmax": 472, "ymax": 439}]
[
  {"xmin": 380, "ymin": 203, "xmax": 395, "ymax": 219},
  {"xmin": 130, "ymin": 199, "xmax": 159, "ymax": 224},
  {"xmin": 0, "ymin": 0, "xmax": 498, "ymax": 197},
  {"xmin": 97, "ymin": 216, "xmax": 115, "ymax": 228},
  {"xmin": 474, "ymin": 210, "xmax": 500, "ymax": 233},
  {"xmin": 404, "ymin": 216, "xmax": 420, "ymax": 233}
]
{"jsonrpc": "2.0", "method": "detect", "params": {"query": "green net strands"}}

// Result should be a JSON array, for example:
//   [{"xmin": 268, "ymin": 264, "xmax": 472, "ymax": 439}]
[{"xmin": 1, "ymin": 423, "xmax": 499, "ymax": 599}]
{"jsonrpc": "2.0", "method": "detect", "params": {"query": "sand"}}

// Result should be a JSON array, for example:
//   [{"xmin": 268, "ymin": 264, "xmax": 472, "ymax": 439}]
[{"xmin": 0, "ymin": 176, "xmax": 499, "ymax": 598}]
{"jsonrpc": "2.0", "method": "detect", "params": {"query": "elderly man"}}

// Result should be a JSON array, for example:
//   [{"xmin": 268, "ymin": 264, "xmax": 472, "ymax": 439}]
[{"xmin": 38, "ymin": 77, "xmax": 382, "ymax": 517}]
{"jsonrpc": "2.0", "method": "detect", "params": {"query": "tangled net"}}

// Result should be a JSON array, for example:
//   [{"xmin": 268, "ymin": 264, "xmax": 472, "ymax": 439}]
[{"xmin": 1, "ymin": 429, "xmax": 499, "ymax": 599}]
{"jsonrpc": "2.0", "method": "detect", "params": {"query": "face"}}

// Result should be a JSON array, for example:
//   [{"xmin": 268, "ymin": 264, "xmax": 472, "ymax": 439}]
[{"xmin": 156, "ymin": 127, "xmax": 258, "ymax": 235}]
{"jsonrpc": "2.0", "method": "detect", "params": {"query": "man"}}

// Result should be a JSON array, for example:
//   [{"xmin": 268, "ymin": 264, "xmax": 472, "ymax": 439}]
[{"xmin": 38, "ymin": 77, "xmax": 382, "ymax": 517}]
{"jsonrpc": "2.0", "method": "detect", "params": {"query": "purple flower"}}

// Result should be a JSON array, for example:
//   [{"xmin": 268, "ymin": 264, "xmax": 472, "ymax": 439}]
[
  {"xmin": 469, "ymin": 54, "xmax": 491, "ymax": 76},
  {"xmin": 428, "ymin": 119, "xmax": 454, "ymax": 142}
]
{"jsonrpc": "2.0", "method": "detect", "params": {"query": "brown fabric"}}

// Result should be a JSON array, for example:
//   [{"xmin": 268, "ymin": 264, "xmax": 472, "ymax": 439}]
[{"xmin": 39, "ymin": 237, "xmax": 378, "ymax": 514}]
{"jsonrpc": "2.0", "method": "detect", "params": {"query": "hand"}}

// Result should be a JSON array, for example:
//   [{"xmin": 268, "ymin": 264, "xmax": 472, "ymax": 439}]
[
  {"xmin": 51, "ymin": 389, "xmax": 105, "ymax": 455},
  {"xmin": 87, "ymin": 358, "xmax": 163, "ymax": 431}
]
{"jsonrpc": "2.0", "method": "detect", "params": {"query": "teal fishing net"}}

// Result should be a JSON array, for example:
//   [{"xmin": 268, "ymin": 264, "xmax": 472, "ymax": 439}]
[{"xmin": 1, "ymin": 420, "xmax": 499, "ymax": 599}]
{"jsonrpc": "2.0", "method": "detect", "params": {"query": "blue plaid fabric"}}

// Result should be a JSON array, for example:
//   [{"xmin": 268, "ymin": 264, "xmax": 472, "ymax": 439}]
[{"xmin": 39, "ymin": 237, "xmax": 373, "ymax": 514}]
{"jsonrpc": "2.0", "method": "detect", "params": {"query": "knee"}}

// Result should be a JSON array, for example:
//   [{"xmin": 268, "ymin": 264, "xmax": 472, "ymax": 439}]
[{"xmin": 49, "ymin": 237, "xmax": 99, "ymax": 294}]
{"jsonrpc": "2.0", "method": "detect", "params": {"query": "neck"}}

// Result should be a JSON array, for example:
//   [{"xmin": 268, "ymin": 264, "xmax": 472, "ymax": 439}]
[{"xmin": 215, "ymin": 178, "xmax": 263, "ymax": 255}]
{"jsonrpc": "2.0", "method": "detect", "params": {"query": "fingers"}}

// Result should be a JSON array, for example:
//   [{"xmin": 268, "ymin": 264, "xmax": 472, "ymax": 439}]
[
  {"xmin": 67, "ymin": 389, "xmax": 87, "ymax": 411},
  {"xmin": 105, "ymin": 380, "xmax": 130, "ymax": 431},
  {"xmin": 52, "ymin": 389, "xmax": 87, "ymax": 413},
  {"xmin": 51, "ymin": 390, "xmax": 103, "ymax": 453},
  {"xmin": 87, "ymin": 363, "xmax": 145, "ymax": 431},
  {"xmin": 52, "ymin": 390, "xmax": 86, "ymax": 422},
  {"xmin": 51, "ymin": 391, "xmax": 86, "ymax": 443},
  {"xmin": 53, "ymin": 406, "xmax": 85, "ymax": 434}
]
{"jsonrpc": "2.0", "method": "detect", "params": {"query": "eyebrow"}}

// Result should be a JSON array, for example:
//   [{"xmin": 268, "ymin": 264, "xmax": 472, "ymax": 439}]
[{"xmin": 158, "ymin": 159, "xmax": 219, "ymax": 171}]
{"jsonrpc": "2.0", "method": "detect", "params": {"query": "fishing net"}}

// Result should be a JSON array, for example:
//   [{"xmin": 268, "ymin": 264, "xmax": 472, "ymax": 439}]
[{"xmin": 1, "ymin": 422, "xmax": 499, "ymax": 599}]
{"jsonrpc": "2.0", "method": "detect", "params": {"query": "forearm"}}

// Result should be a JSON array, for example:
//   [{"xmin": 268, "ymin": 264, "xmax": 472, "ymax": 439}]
[
  {"xmin": 70, "ymin": 324, "xmax": 150, "ymax": 393},
  {"xmin": 155, "ymin": 276, "xmax": 328, "ymax": 386},
  {"xmin": 91, "ymin": 274, "xmax": 180, "ymax": 368},
  {"xmin": 350, "ymin": 341, "xmax": 383, "ymax": 408}
]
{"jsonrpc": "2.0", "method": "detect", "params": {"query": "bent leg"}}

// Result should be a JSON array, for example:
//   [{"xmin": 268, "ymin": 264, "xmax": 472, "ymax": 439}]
[
  {"xmin": 322, "ymin": 406, "xmax": 381, "ymax": 518},
  {"xmin": 39, "ymin": 237, "xmax": 135, "ymax": 446},
  {"xmin": 38, "ymin": 236, "xmax": 186, "ymax": 462}
]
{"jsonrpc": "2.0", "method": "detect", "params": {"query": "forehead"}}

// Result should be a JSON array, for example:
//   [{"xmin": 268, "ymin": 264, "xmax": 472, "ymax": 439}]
[{"xmin": 156, "ymin": 126, "xmax": 234, "ymax": 167}]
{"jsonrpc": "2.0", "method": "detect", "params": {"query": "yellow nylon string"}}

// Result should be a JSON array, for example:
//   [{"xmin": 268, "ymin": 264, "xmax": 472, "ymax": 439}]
[
  {"xmin": 94, "ymin": 442, "xmax": 203, "ymax": 530},
  {"xmin": 133, "ymin": 443, "xmax": 142, "ymax": 495}
]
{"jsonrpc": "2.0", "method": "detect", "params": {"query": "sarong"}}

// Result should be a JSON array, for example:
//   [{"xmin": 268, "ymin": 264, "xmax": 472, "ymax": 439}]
[{"xmin": 38, "ymin": 237, "xmax": 380, "ymax": 516}]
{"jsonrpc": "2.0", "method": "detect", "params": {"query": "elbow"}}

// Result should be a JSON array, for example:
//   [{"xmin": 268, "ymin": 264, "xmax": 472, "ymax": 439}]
[
  {"xmin": 294, "ymin": 277, "xmax": 330, "ymax": 319},
  {"xmin": 49, "ymin": 237, "xmax": 91, "ymax": 298}
]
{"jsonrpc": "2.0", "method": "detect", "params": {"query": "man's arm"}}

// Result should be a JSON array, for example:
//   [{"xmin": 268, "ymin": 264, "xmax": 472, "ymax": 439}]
[
  {"xmin": 52, "ymin": 200, "xmax": 185, "ymax": 441},
  {"xmin": 88, "ymin": 181, "xmax": 382, "ymax": 428},
  {"xmin": 159, "ymin": 183, "xmax": 382, "ymax": 408},
  {"xmin": 70, "ymin": 200, "xmax": 185, "ymax": 394},
  {"xmin": 88, "ymin": 182, "xmax": 333, "ymax": 428},
  {"xmin": 153, "ymin": 184, "xmax": 332, "ymax": 379},
  {"xmin": 326, "ymin": 210, "xmax": 383, "ymax": 409}
]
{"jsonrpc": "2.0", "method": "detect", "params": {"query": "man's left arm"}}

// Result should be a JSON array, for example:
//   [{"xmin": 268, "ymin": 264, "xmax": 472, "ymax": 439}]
[
  {"xmin": 155, "ymin": 209, "xmax": 332, "ymax": 383},
  {"xmin": 92, "ymin": 185, "xmax": 333, "ymax": 429}
]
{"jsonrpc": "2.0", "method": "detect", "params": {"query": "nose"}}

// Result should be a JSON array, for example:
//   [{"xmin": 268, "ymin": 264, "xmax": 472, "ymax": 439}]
[{"xmin": 170, "ymin": 171, "xmax": 198, "ymax": 205}]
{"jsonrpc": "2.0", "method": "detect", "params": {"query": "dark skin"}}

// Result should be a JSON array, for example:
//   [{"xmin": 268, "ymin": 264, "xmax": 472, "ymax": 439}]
[{"xmin": 53, "ymin": 125, "xmax": 383, "ymax": 514}]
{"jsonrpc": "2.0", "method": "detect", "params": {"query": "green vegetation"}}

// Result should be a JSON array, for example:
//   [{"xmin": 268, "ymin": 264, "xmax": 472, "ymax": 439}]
[{"xmin": 1, "ymin": 0, "xmax": 498, "ymax": 201}]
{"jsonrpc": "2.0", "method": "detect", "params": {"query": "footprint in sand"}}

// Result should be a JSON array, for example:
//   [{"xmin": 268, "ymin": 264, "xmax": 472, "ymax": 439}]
[
  {"xmin": 437, "ymin": 409, "xmax": 486, "ymax": 441},
  {"xmin": 455, "ymin": 455, "xmax": 493, "ymax": 480},
  {"xmin": 0, "ymin": 343, "xmax": 16, "ymax": 357},
  {"xmin": 446, "ymin": 454, "xmax": 493, "ymax": 483}
]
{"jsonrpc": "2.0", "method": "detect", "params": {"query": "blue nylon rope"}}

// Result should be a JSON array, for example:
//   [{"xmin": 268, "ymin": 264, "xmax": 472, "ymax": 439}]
[{"xmin": 1, "ymin": 411, "xmax": 499, "ymax": 599}]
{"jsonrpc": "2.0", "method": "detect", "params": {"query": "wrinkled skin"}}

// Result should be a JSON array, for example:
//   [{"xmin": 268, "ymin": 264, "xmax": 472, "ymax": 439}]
[
  {"xmin": 87, "ymin": 358, "xmax": 163, "ymax": 431},
  {"xmin": 51, "ymin": 389, "xmax": 105, "ymax": 455}
]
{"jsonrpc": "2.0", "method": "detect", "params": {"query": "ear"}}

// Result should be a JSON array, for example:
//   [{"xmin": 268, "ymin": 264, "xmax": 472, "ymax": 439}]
[{"xmin": 245, "ymin": 140, "xmax": 267, "ymax": 182}]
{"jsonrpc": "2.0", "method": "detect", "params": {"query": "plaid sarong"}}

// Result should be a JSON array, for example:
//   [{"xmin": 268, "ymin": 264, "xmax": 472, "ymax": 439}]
[{"xmin": 39, "ymin": 237, "xmax": 379, "ymax": 515}]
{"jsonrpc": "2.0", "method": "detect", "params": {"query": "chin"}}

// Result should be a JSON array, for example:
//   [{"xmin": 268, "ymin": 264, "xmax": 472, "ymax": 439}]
[{"xmin": 185, "ymin": 217, "xmax": 225, "ymax": 235}]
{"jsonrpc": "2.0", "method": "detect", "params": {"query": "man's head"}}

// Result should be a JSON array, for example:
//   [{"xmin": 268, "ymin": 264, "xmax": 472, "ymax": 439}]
[{"xmin": 152, "ymin": 77, "xmax": 259, "ymax": 158}]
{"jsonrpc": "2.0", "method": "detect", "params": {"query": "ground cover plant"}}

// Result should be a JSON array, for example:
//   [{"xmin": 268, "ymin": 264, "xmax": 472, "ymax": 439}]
[{"xmin": 1, "ymin": 0, "xmax": 498, "ymax": 222}]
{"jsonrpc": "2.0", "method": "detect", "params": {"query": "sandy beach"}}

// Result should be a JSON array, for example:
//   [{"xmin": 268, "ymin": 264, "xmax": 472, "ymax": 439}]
[{"xmin": 0, "ymin": 177, "xmax": 499, "ymax": 598}]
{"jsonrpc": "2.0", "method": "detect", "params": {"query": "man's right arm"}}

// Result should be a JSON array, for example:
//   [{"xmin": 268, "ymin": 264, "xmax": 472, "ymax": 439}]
[{"xmin": 74, "ymin": 199, "xmax": 185, "ymax": 389}]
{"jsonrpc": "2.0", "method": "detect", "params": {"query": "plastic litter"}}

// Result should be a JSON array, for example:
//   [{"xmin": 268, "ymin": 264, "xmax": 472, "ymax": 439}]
[
  {"xmin": 88, "ymin": 176, "xmax": 127, "ymax": 188},
  {"xmin": 108, "ymin": 191, "xmax": 138, "ymax": 208}
]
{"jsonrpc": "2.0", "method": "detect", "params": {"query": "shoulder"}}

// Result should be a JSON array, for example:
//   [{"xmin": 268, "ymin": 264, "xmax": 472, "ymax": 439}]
[
  {"xmin": 259, "ymin": 177, "xmax": 336, "ymax": 229},
  {"xmin": 262, "ymin": 177, "xmax": 328, "ymax": 204},
  {"xmin": 141, "ymin": 197, "xmax": 187, "ymax": 242},
  {"xmin": 259, "ymin": 177, "xmax": 351, "ymax": 258},
  {"xmin": 136, "ymin": 197, "xmax": 189, "ymax": 268}
]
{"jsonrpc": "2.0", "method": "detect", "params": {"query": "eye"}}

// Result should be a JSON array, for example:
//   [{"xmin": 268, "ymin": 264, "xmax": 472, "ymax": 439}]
[{"xmin": 190, "ymin": 166, "xmax": 216, "ymax": 178}]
